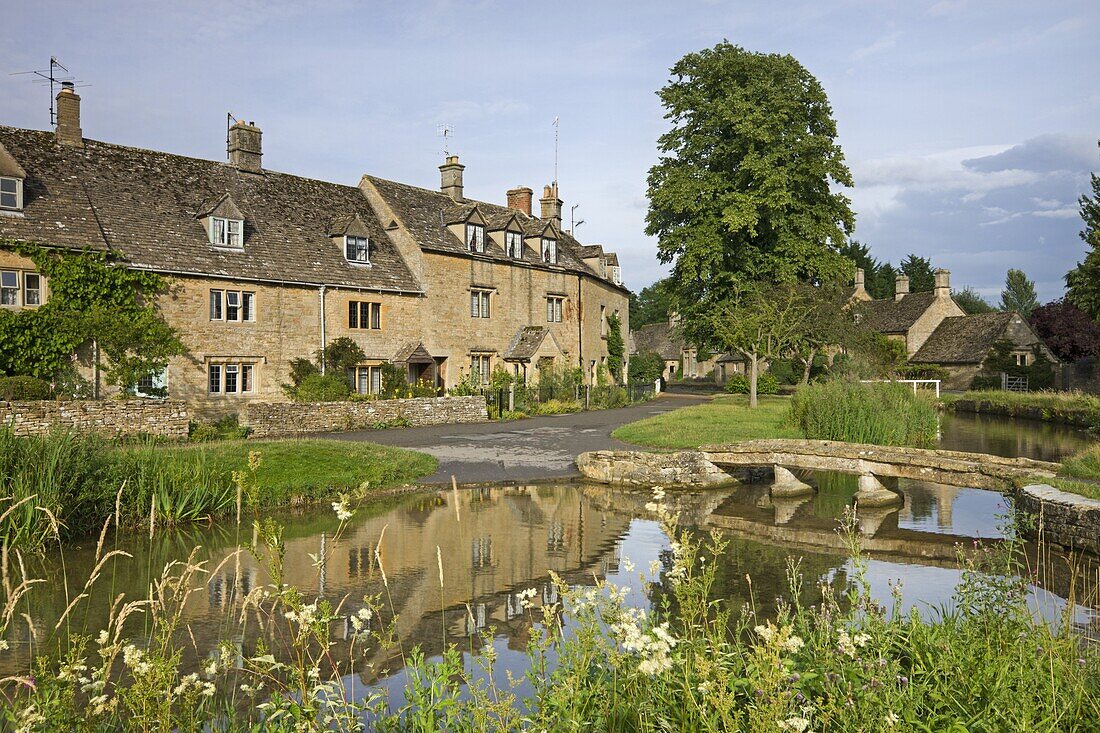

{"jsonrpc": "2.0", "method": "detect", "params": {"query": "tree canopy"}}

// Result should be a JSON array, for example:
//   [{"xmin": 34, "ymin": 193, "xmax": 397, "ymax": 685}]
[
  {"xmin": 899, "ymin": 254, "xmax": 935, "ymax": 293},
  {"xmin": 1066, "ymin": 141, "xmax": 1100, "ymax": 319},
  {"xmin": 646, "ymin": 42, "xmax": 854, "ymax": 332},
  {"xmin": 1029, "ymin": 299, "xmax": 1100, "ymax": 361},
  {"xmin": 953, "ymin": 287, "xmax": 996, "ymax": 314},
  {"xmin": 629, "ymin": 278, "xmax": 675, "ymax": 328},
  {"xmin": 837, "ymin": 241, "xmax": 896, "ymax": 299},
  {"xmin": 1000, "ymin": 269, "xmax": 1039, "ymax": 316}
]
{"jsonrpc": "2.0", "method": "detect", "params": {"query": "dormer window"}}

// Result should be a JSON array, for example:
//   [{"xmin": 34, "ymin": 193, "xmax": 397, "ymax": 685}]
[
  {"xmin": 210, "ymin": 216, "xmax": 243, "ymax": 248},
  {"xmin": 345, "ymin": 236, "xmax": 371, "ymax": 264},
  {"xmin": 0, "ymin": 177, "xmax": 21, "ymax": 211},
  {"xmin": 466, "ymin": 224, "xmax": 486, "ymax": 253},
  {"xmin": 505, "ymin": 231, "xmax": 523, "ymax": 258},
  {"xmin": 541, "ymin": 237, "xmax": 557, "ymax": 264}
]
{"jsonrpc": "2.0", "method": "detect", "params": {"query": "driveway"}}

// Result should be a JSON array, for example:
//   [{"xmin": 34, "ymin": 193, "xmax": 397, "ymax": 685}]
[{"xmin": 318, "ymin": 393, "xmax": 710, "ymax": 485}]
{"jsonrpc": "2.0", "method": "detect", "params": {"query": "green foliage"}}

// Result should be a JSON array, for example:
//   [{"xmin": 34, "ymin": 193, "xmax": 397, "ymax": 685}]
[
  {"xmin": 487, "ymin": 364, "xmax": 515, "ymax": 392},
  {"xmin": 896, "ymin": 362, "xmax": 950, "ymax": 381},
  {"xmin": 981, "ymin": 339, "xmax": 1056, "ymax": 390},
  {"xmin": 629, "ymin": 351, "xmax": 665, "ymax": 384},
  {"xmin": 606, "ymin": 312, "xmax": 625, "ymax": 383},
  {"xmin": 837, "ymin": 240, "xmax": 896, "ymax": 299},
  {"xmin": 724, "ymin": 373, "xmax": 779, "ymax": 395},
  {"xmin": 787, "ymin": 380, "xmax": 939, "ymax": 447},
  {"xmin": 378, "ymin": 362, "xmax": 407, "ymax": 399},
  {"xmin": 646, "ymin": 43, "xmax": 854, "ymax": 334},
  {"xmin": 287, "ymin": 357, "xmax": 319, "ymax": 388},
  {"xmin": 949, "ymin": 389, "xmax": 1100, "ymax": 429},
  {"xmin": 629, "ymin": 278, "xmax": 675, "ymax": 328},
  {"xmin": 0, "ymin": 241, "xmax": 185, "ymax": 393},
  {"xmin": 954, "ymin": 286, "xmax": 996, "ymax": 314},
  {"xmin": 188, "ymin": 415, "xmax": 250, "ymax": 442},
  {"xmin": 294, "ymin": 373, "xmax": 352, "ymax": 402},
  {"xmin": 1066, "ymin": 141, "xmax": 1100, "ymax": 319},
  {"xmin": 613, "ymin": 394, "xmax": 799, "ymax": 448},
  {"xmin": 899, "ymin": 253, "xmax": 935, "ymax": 293},
  {"xmin": 317, "ymin": 336, "xmax": 366, "ymax": 375},
  {"xmin": 1000, "ymin": 268, "xmax": 1039, "ymax": 316},
  {"xmin": 0, "ymin": 375, "xmax": 54, "ymax": 400}
]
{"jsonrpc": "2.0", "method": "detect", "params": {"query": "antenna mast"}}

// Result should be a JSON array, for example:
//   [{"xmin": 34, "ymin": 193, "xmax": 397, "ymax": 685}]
[
  {"xmin": 552, "ymin": 116, "xmax": 560, "ymax": 187},
  {"xmin": 437, "ymin": 123, "xmax": 454, "ymax": 157},
  {"xmin": 226, "ymin": 112, "xmax": 239, "ymax": 160},
  {"xmin": 10, "ymin": 56, "xmax": 86, "ymax": 126}
]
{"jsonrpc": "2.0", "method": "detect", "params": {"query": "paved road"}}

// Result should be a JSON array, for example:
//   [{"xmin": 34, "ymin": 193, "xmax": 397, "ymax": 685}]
[{"xmin": 318, "ymin": 393, "xmax": 710, "ymax": 485}]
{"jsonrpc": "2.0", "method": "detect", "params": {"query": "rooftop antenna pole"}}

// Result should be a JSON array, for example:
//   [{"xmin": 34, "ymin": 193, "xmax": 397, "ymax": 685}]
[
  {"xmin": 552, "ymin": 116, "xmax": 560, "ymax": 188},
  {"xmin": 11, "ymin": 56, "xmax": 84, "ymax": 126},
  {"xmin": 226, "ymin": 112, "xmax": 238, "ymax": 161},
  {"xmin": 437, "ymin": 123, "xmax": 454, "ymax": 157}
]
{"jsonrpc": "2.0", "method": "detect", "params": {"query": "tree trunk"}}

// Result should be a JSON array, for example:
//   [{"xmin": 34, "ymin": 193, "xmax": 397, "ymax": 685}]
[
  {"xmin": 801, "ymin": 346, "xmax": 817, "ymax": 385},
  {"xmin": 749, "ymin": 353, "xmax": 759, "ymax": 408}
]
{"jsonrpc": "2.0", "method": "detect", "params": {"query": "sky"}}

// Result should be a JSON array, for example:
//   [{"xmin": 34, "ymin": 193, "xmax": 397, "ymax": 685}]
[{"xmin": 2, "ymin": 0, "xmax": 1097, "ymax": 302}]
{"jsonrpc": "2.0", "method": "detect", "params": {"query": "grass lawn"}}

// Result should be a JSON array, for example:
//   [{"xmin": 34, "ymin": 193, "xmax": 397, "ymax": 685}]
[
  {"xmin": 611, "ymin": 394, "xmax": 800, "ymax": 449},
  {"xmin": 1046, "ymin": 444, "xmax": 1100, "ymax": 500}
]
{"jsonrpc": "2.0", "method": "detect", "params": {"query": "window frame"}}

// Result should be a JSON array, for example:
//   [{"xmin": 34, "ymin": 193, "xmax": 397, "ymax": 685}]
[
  {"xmin": 352, "ymin": 365, "xmax": 384, "ymax": 395},
  {"xmin": 209, "ymin": 216, "xmax": 244, "ymax": 248},
  {"xmin": 208, "ymin": 361, "xmax": 255, "ymax": 395},
  {"xmin": 541, "ymin": 237, "xmax": 557, "ymax": 264},
  {"xmin": 0, "ymin": 270, "xmax": 20, "ymax": 306},
  {"xmin": 466, "ymin": 223, "xmax": 486, "ymax": 253},
  {"xmin": 345, "ymin": 235, "xmax": 371, "ymax": 264},
  {"xmin": 209, "ymin": 289, "xmax": 255, "ymax": 322},
  {"xmin": 470, "ymin": 289, "xmax": 492, "ymax": 319},
  {"xmin": 471, "ymin": 354, "xmax": 491, "ymax": 385},
  {"xmin": 135, "ymin": 366, "xmax": 168, "ymax": 399},
  {"xmin": 546, "ymin": 296, "xmax": 564, "ymax": 323},
  {"xmin": 0, "ymin": 177, "xmax": 22, "ymax": 211},
  {"xmin": 505, "ymin": 230, "xmax": 523, "ymax": 258},
  {"xmin": 348, "ymin": 300, "xmax": 382, "ymax": 330},
  {"xmin": 23, "ymin": 272, "xmax": 41, "ymax": 306}
]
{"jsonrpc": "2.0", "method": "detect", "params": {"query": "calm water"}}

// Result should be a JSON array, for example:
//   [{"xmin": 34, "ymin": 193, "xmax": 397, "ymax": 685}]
[{"xmin": 2, "ymin": 413, "xmax": 1097, "ymax": 691}]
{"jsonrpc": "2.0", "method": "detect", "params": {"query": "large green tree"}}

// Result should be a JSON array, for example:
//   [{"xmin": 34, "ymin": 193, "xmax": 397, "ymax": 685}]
[
  {"xmin": 1000, "ymin": 268, "xmax": 1039, "ymax": 316},
  {"xmin": 954, "ymin": 287, "xmax": 996, "ymax": 314},
  {"xmin": 646, "ymin": 42, "xmax": 854, "ymax": 341},
  {"xmin": 628, "ymin": 278, "xmax": 675, "ymax": 328},
  {"xmin": 837, "ymin": 240, "xmax": 895, "ymax": 299},
  {"xmin": 1066, "ymin": 141, "xmax": 1100, "ymax": 319},
  {"xmin": 899, "ymin": 254, "xmax": 935, "ymax": 293}
]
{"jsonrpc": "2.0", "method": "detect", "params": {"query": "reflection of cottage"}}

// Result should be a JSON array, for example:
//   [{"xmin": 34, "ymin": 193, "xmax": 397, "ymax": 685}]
[
  {"xmin": 911, "ymin": 312, "xmax": 1057, "ymax": 390},
  {"xmin": 629, "ymin": 314, "xmax": 722, "ymax": 382}
]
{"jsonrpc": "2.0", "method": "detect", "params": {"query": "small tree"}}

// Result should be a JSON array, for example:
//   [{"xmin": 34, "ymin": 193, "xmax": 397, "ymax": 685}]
[
  {"xmin": 606, "ymin": 312, "xmax": 625, "ymax": 383},
  {"xmin": 705, "ymin": 282, "xmax": 816, "ymax": 407},
  {"xmin": 900, "ymin": 254, "xmax": 935, "ymax": 293},
  {"xmin": 1000, "ymin": 269, "xmax": 1039, "ymax": 316},
  {"xmin": 954, "ymin": 287, "xmax": 996, "ymax": 314},
  {"xmin": 1029, "ymin": 299, "xmax": 1100, "ymax": 361},
  {"xmin": 1066, "ymin": 141, "xmax": 1100, "ymax": 318},
  {"xmin": 317, "ymin": 337, "xmax": 366, "ymax": 376},
  {"xmin": 628, "ymin": 351, "xmax": 664, "ymax": 384},
  {"xmin": 792, "ymin": 284, "xmax": 854, "ymax": 384}
]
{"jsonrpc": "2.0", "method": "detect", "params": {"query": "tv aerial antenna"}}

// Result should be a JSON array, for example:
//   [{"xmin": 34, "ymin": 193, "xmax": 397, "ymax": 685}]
[
  {"xmin": 10, "ymin": 57, "xmax": 89, "ymax": 126},
  {"xmin": 552, "ymin": 116, "xmax": 560, "ymax": 187},
  {"xmin": 437, "ymin": 123, "xmax": 454, "ymax": 157},
  {"xmin": 571, "ymin": 203, "xmax": 585, "ymax": 233}
]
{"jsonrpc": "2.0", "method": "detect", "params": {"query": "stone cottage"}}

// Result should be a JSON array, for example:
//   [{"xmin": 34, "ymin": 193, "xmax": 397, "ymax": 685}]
[
  {"xmin": 629, "ymin": 313, "xmax": 744, "ymax": 384},
  {"xmin": 0, "ymin": 84, "xmax": 628, "ymax": 417}
]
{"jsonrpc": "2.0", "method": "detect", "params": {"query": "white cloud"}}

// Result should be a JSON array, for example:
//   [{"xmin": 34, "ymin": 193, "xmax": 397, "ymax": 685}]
[
  {"xmin": 850, "ymin": 31, "xmax": 902, "ymax": 62},
  {"xmin": 929, "ymin": 0, "xmax": 965, "ymax": 17}
]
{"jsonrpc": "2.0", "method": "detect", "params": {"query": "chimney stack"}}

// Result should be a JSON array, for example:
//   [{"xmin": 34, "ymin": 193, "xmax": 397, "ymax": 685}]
[
  {"xmin": 854, "ymin": 267, "xmax": 865, "ymax": 288},
  {"xmin": 540, "ymin": 183, "xmax": 562, "ymax": 226},
  {"xmin": 506, "ymin": 186, "xmax": 533, "ymax": 216},
  {"xmin": 439, "ymin": 155, "xmax": 464, "ymax": 202},
  {"xmin": 894, "ymin": 275, "xmax": 910, "ymax": 301},
  {"xmin": 55, "ymin": 82, "xmax": 83, "ymax": 147},
  {"xmin": 228, "ymin": 120, "xmax": 263, "ymax": 173},
  {"xmin": 934, "ymin": 268, "xmax": 951, "ymax": 298}
]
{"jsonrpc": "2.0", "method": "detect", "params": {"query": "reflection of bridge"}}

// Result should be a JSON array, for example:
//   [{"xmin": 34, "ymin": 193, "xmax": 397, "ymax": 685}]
[{"xmin": 701, "ymin": 439, "xmax": 1060, "ymax": 508}]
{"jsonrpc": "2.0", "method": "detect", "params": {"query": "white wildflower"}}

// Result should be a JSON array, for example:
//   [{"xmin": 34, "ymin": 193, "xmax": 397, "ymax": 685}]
[
  {"xmin": 518, "ymin": 587, "xmax": 538, "ymax": 609},
  {"xmin": 648, "ymin": 559, "xmax": 661, "ymax": 577},
  {"xmin": 854, "ymin": 632, "xmax": 871, "ymax": 648},
  {"xmin": 622, "ymin": 558, "xmax": 636, "ymax": 573},
  {"xmin": 755, "ymin": 623, "xmax": 777, "ymax": 644},
  {"xmin": 332, "ymin": 500, "xmax": 353, "ymax": 522},
  {"xmin": 782, "ymin": 635, "xmax": 805, "ymax": 653},
  {"xmin": 778, "ymin": 717, "xmax": 811, "ymax": 732},
  {"xmin": 652, "ymin": 487, "xmax": 666, "ymax": 501},
  {"xmin": 886, "ymin": 712, "xmax": 900, "ymax": 727}
]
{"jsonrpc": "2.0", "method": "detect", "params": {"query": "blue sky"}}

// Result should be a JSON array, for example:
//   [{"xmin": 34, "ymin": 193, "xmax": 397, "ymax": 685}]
[{"xmin": 2, "ymin": 0, "xmax": 1097, "ymax": 302}]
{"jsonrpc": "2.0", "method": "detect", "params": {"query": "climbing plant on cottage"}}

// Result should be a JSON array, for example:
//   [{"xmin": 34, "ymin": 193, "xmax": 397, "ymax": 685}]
[{"xmin": 0, "ymin": 239, "xmax": 184, "ymax": 395}]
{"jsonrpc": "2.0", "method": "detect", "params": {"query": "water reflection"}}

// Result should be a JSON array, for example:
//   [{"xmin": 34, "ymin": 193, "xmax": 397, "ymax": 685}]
[{"xmin": 939, "ymin": 410, "xmax": 1093, "ymax": 461}]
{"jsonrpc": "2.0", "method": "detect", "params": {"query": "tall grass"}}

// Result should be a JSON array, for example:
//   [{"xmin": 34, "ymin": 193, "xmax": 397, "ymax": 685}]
[
  {"xmin": 787, "ymin": 380, "xmax": 939, "ymax": 447},
  {"xmin": 948, "ymin": 389, "xmax": 1100, "ymax": 428}
]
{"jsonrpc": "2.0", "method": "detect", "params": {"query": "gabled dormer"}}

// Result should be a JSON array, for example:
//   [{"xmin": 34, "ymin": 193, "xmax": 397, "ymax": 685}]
[
  {"xmin": 446, "ymin": 205, "xmax": 489, "ymax": 254},
  {"xmin": 0, "ymin": 141, "xmax": 27, "ymax": 214},
  {"xmin": 487, "ymin": 212, "xmax": 525, "ymax": 259},
  {"xmin": 525, "ymin": 219, "xmax": 559, "ymax": 265},
  {"xmin": 330, "ymin": 213, "xmax": 373, "ymax": 265},
  {"xmin": 197, "ymin": 193, "xmax": 245, "ymax": 249}
]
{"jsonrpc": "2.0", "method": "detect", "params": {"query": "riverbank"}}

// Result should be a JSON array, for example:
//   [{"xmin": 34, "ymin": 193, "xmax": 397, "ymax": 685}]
[
  {"xmin": 944, "ymin": 390, "xmax": 1100, "ymax": 429},
  {"xmin": 611, "ymin": 395, "xmax": 799, "ymax": 449}
]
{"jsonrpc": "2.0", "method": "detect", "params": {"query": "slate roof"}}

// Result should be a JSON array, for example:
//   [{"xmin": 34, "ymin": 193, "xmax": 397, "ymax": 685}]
[
  {"xmin": 364, "ymin": 175, "xmax": 625, "ymax": 288},
  {"xmin": 856, "ymin": 292, "xmax": 937, "ymax": 333},
  {"xmin": 911, "ymin": 312, "xmax": 1017, "ymax": 364},
  {"xmin": 0, "ymin": 141, "xmax": 27, "ymax": 179},
  {"xmin": 630, "ymin": 322, "xmax": 682, "ymax": 360},
  {"xmin": 503, "ymin": 326, "xmax": 552, "ymax": 361},
  {"xmin": 0, "ymin": 126, "xmax": 422, "ymax": 292}
]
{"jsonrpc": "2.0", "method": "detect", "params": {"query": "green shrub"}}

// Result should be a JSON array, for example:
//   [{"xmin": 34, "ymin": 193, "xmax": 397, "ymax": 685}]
[
  {"xmin": 970, "ymin": 375, "xmax": 1002, "ymax": 391},
  {"xmin": 294, "ymin": 373, "xmax": 351, "ymax": 402},
  {"xmin": 787, "ymin": 380, "xmax": 939, "ymax": 447},
  {"xmin": 188, "ymin": 415, "xmax": 250, "ymax": 442},
  {"xmin": 723, "ymin": 373, "xmax": 779, "ymax": 395},
  {"xmin": 530, "ymin": 398, "xmax": 582, "ymax": 415},
  {"xmin": 897, "ymin": 363, "xmax": 950, "ymax": 381},
  {"xmin": 628, "ymin": 351, "xmax": 664, "ymax": 384},
  {"xmin": 0, "ymin": 375, "xmax": 54, "ymax": 400}
]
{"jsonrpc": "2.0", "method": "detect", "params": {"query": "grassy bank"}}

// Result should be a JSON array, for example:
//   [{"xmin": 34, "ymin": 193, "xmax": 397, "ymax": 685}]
[
  {"xmin": 612, "ymin": 395, "xmax": 799, "ymax": 449},
  {"xmin": 946, "ymin": 389, "xmax": 1100, "ymax": 428},
  {"xmin": 2, "ymin": 492, "xmax": 1096, "ymax": 730},
  {"xmin": 789, "ymin": 380, "xmax": 939, "ymax": 448},
  {"xmin": 1036, "ymin": 444, "xmax": 1100, "ymax": 500},
  {"xmin": 0, "ymin": 430, "xmax": 436, "ymax": 549}
]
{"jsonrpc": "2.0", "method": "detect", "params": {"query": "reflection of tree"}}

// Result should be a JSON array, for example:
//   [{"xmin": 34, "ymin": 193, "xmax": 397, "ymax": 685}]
[{"xmin": 940, "ymin": 412, "xmax": 1090, "ymax": 463}]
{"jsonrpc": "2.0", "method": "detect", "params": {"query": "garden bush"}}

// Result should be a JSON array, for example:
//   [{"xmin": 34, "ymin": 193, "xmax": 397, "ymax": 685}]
[
  {"xmin": 293, "ymin": 373, "xmax": 352, "ymax": 402},
  {"xmin": 724, "ymin": 373, "xmax": 779, "ymax": 395},
  {"xmin": 0, "ymin": 375, "xmax": 54, "ymax": 400},
  {"xmin": 787, "ymin": 380, "xmax": 939, "ymax": 447}
]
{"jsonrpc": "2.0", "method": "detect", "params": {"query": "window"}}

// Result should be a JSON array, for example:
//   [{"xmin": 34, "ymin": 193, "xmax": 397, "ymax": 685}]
[
  {"xmin": 209, "ymin": 290, "xmax": 255, "ymax": 322},
  {"xmin": 345, "ymin": 236, "xmax": 370, "ymax": 264},
  {"xmin": 209, "ymin": 362, "xmax": 254, "ymax": 395},
  {"xmin": 348, "ymin": 301, "xmax": 381, "ymax": 330},
  {"xmin": 470, "ymin": 289, "xmax": 491, "ymax": 319},
  {"xmin": 210, "ymin": 217, "xmax": 243, "ymax": 247},
  {"xmin": 466, "ymin": 224, "xmax": 485, "ymax": 253},
  {"xmin": 1, "ymin": 271, "xmax": 18, "ymax": 306},
  {"xmin": 471, "ymin": 355, "xmax": 491, "ymax": 385},
  {"xmin": 505, "ymin": 231, "xmax": 523, "ymax": 258},
  {"xmin": 351, "ymin": 365, "xmax": 383, "ymax": 395},
  {"xmin": 0, "ymin": 177, "xmax": 21, "ymax": 210},
  {"xmin": 541, "ymin": 237, "xmax": 557, "ymax": 264},
  {"xmin": 608, "ymin": 265, "xmax": 621, "ymax": 285},
  {"xmin": 23, "ymin": 273, "xmax": 41, "ymax": 306},
  {"xmin": 600, "ymin": 305, "xmax": 607, "ymax": 336},
  {"xmin": 1013, "ymin": 353, "xmax": 1030, "ymax": 367},
  {"xmin": 546, "ymin": 296, "xmax": 564, "ymax": 323},
  {"xmin": 136, "ymin": 367, "xmax": 168, "ymax": 398}
]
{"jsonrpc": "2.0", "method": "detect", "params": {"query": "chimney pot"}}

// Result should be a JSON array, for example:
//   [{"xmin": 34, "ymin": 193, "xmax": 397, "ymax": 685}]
[
  {"xmin": 854, "ymin": 267, "xmax": 865, "ymax": 287},
  {"xmin": 894, "ymin": 275, "xmax": 910, "ymax": 301},
  {"xmin": 439, "ymin": 155, "xmax": 465, "ymax": 202},
  {"xmin": 934, "ymin": 268, "xmax": 951, "ymax": 298},
  {"xmin": 228, "ymin": 120, "xmax": 263, "ymax": 173},
  {"xmin": 55, "ymin": 85, "xmax": 83, "ymax": 147},
  {"xmin": 506, "ymin": 186, "xmax": 533, "ymax": 216},
  {"xmin": 540, "ymin": 183, "xmax": 562, "ymax": 226}
]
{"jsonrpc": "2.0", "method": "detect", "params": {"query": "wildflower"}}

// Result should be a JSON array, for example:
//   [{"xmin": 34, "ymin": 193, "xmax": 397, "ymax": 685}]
[
  {"xmin": 649, "ymin": 559, "xmax": 661, "ymax": 577},
  {"xmin": 778, "ymin": 716, "xmax": 811, "ymax": 732},
  {"xmin": 95, "ymin": 630, "xmax": 109, "ymax": 647},
  {"xmin": 622, "ymin": 558, "xmax": 636, "ymax": 573},
  {"xmin": 518, "ymin": 587, "xmax": 538, "ymax": 609},
  {"xmin": 783, "ymin": 635, "xmax": 805, "ymax": 653},
  {"xmin": 332, "ymin": 500, "xmax": 353, "ymax": 522},
  {"xmin": 0, "ymin": 640, "xmax": 9, "ymax": 652},
  {"xmin": 886, "ymin": 712, "xmax": 900, "ymax": 726}
]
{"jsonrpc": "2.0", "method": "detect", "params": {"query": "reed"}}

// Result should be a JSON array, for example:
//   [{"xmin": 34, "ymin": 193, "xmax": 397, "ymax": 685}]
[{"xmin": 787, "ymin": 380, "xmax": 940, "ymax": 447}]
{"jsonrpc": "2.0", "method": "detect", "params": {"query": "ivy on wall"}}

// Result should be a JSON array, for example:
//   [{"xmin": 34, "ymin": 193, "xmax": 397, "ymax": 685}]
[
  {"xmin": 606, "ymin": 312, "xmax": 625, "ymax": 383},
  {"xmin": 0, "ymin": 239, "xmax": 185, "ymax": 395}
]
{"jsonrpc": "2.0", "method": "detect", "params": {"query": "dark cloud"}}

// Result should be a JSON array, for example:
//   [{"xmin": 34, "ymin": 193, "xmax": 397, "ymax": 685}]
[{"xmin": 963, "ymin": 134, "xmax": 1097, "ymax": 173}]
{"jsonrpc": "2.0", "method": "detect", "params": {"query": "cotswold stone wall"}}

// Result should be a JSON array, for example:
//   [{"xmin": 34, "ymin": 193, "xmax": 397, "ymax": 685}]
[
  {"xmin": 0, "ymin": 400, "xmax": 189, "ymax": 439},
  {"xmin": 1017, "ymin": 484, "xmax": 1100, "ymax": 555},
  {"xmin": 243, "ymin": 396, "xmax": 487, "ymax": 438}
]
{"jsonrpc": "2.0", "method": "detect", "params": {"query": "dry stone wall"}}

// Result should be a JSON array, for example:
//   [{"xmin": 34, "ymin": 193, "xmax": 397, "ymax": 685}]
[
  {"xmin": 0, "ymin": 400, "xmax": 188, "ymax": 439},
  {"xmin": 1017, "ymin": 484, "xmax": 1100, "ymax": 555},
  {"xmin": 244, "ymin": 396, "xmax": 487, "ymax": 438}
]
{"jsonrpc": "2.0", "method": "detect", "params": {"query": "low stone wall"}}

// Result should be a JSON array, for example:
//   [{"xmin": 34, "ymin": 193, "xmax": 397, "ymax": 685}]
[
  {"xmin": 1017, "ymin": 484, "xmax": 1100, "ymax": 555},
  {"xmin": 243, "ymin": 396, "xmax": 487, "ymax": 438},
  {"xmin": 576, "ymin": 450, "xmax": 737, "ymax": 488},
  {"xmin": 0, "ymin": 400, "xmax": 189, "ymax": 440}
]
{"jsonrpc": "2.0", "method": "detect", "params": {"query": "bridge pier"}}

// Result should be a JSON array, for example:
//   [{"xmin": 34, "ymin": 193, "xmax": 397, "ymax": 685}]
[
  {"xmin": 772, "ymin": 494, "xmax": 813, "ymax": 525},
  {"xmin": 770, "ymin": 465, "xmax": 814, "ymax": 498},
  {"xmin": 855, "ymin": 505, "xmax": 900, "ymax": 537},
  {"xmin": 854, "ymin": 473, "xmax": 903, "ymax": 508}
]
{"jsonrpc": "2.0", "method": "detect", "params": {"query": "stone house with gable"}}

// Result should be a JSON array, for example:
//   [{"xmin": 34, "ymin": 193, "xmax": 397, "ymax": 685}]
[
  {"xmin": 0, "ymin": 84, "xmax": 628, "ymax": 417},
  {"xmin": 629, "ymin": 313, "xmax": 745, "ymax": 384}
]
